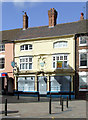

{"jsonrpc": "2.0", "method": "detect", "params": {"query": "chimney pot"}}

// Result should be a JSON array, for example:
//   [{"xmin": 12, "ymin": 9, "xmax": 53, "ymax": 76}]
[{"xmin": 80, "ymin": 12, "xmax": 84, "ymax": 20}]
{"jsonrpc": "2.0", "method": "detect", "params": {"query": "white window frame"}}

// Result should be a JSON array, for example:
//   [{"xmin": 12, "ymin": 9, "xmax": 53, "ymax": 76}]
[
  {"xmin": 79, "ymin": 49, "xmax": 88, "ymax": 68},
  {"xmin": 0, "ymin": 44, "xmax": 5, "ymax": 53},
  {"xmin": 52, "ymin": 54, "xmax": 69, "ymax": 69},
  {"xmin": 79, "ymin": 72, "xmax": 88, "ymax": 91},
  {"xmin": 20, "ymin": 44, "xmax": 32, "ymax": 51},
  {"xmin": 79, "ymin": 36, "xmax": 88, "ymax": 46},
  {"xmin": 19, "ymin": 56, "xmax": 33, "ymax": 70},
  {"xmin": 53, "ymin": 41, "xmax": 68, "ymax": 48}
]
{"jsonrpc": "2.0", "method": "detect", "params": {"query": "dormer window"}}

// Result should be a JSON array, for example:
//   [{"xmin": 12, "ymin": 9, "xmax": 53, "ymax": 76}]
[
  {"xmin": 0, "ymin": 44, "xmax": 5, "ymax": 52},
  {"xmin": 20, "ymin": 44, "xmax": 32, "ymax": 51},
  {"xmin": 53, "ymin": 41, "xmax": 68, "ymax": 48}
]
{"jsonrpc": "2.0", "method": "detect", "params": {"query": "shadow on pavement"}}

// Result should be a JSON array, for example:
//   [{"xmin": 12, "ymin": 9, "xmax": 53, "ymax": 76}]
[
  {"xmin": 0, "ymin": 111, "xmax": 19, "ymax": 114},
  {"xmin": 1, "ymin": 95, "xmax": 62, "ymax": 104}
]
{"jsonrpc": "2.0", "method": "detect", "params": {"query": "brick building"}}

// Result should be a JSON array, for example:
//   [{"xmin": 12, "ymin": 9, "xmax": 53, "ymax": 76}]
[{"xmin": 75, "ymin": 33, "xmax": 88, "ymax": 99}]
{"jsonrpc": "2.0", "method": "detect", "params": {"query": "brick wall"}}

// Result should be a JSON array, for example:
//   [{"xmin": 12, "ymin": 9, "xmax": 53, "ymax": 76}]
[{"xmin": 75, "ymin": 35, "xmax": 88, "ymax": 99}]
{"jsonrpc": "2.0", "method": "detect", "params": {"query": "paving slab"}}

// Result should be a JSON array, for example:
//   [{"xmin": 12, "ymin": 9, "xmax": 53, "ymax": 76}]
[{"xmin": 0, "ymin": 95, "xmax": 87, "ymax": 119}]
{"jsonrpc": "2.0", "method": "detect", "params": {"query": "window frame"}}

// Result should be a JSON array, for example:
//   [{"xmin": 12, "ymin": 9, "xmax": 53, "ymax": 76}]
[
  {"xmin": 20, "ymin": 44, "xmax": 32, "ymax": 51},
  {"xmin": 79, "ymin": 72, "xmax": 88, "ymax": 91},
  {"xmin": 19, "ymin": 56, "xmax": 33, "ymax": 70},
  {"xmin": 79, "ymin": 50, "xmax": 88, "ymax": 68},
  {"xmin": 0, "ymin": 57, "xmax": 5, "ymax": 70},
  {"xmin": 0, "ymin": 44, "xmax": 5, "ymax": 52},
  {"xmin": 79, "ymin": 36, "xmax": 88, "ymax": 46},
  {"xmin": 52, "ymin": 54, "xmax": 69, "ymax": 69},
  {"xmin": 53, "ymin": 41, "xmax": 68, "ymax": 48}
]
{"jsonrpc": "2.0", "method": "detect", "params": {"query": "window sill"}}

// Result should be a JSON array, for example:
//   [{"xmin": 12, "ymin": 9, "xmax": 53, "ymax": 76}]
[
  {"xmin": 20, "ymin": 50, "xmax": 32, "ymax": 51},
  {"xmin": 79, "ymin": 66, "xmax": 88, "ymax": 69},
  {"xmin": 0, "ymin": 69, "xmax": 5, "ymax": 71},
  {"xmin": 0, "ymin": 51, "xmax": 5, "ymax": 53},
  {"xmin": 19, "ymin": 69, "xmax": 32, "ymax": 71},
  {"xmin": 79, "ymin": 89, "xmax": 88, "ymax": 91},
  {"xmin": 52, "ymin": 68, "xmax": 70, "ymax": 70},
  {"xmin": 79, "ymin": 44, "xmax": 88, "ymax": 47}
]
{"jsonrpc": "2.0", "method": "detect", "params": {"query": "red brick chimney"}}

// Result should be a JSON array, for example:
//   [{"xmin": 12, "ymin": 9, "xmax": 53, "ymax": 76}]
[
  {"xmin": 48, "ymin": 8, "xmax": 57, "ymax": 27},
  {"xmin": 80, "ymin": 13, "xmax": 84, "ymax": 20},
  {"xmin": 23, "ymin": 12, "xmax": 28, "ymax": 30}
]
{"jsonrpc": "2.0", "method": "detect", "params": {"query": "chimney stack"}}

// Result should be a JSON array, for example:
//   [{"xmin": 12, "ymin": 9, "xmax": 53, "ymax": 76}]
[
  {"xmin": 80, "ymin": 13, "xmax": 84, "ymax": 20},
  {"xmin": 23, "ymin": 12, "xmax": 28, "ymax": 30},
  {"xmin": 48, "ymin": 8, "xmax": 57, "ymax": 27}
]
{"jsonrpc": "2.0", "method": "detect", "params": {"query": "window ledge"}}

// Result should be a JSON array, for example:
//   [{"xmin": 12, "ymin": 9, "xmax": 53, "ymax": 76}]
[
  {"xmin": 79, "ymin": 66, "xmax": 88, "ymax": 69},
  {"xmin": 19, "ymin": 69, "xmax": 32, "ymax": 71},
  {"xmin": 52, "ymin": 68, "xmax": 69, "ymax": 70},
  {"xmin": 0, "ymin": 51, "xmax": 5, "ymax": 53},
  {"xmin": 79, "ymin": 44, "xmax": 88, "ymax": 47},
  {"xmin": 0, "ymin": 68, "xmax": 5, "ymax": 71},
  {"xmin": 20, "ymin": 50, "xmax": 32, "ymax": 51},
  {"xmin": 79, "ymin": 89, "xmax": 88, "ymax": 91}
]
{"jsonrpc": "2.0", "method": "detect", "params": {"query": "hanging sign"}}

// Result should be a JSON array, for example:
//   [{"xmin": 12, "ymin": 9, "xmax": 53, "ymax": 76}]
[
  {"xmin": 40, "ymin": 62, "xmax": 45, "ymax": 67},
  {"xmin": 11, "ymin": 61, "xmax": 15, "ymax": 68}
]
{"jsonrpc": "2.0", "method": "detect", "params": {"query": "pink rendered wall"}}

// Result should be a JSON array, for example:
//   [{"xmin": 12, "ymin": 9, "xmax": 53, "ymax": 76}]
[{"xmin": 5, "ymin": 43, "xmax": 14, "ymax": 78}]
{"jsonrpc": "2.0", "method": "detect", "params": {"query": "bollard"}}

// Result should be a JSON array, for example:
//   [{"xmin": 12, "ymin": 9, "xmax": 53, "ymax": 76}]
[
  {"xmin": 5, "ymin": 98, "xmax": 7, "ymax": 116},
  {"xmin": 38, "ymin": 92, "xmax": 40, "ymax": 101},
  {"xmin": 49, "ymin": 96, "xmax": 51, "ymax": 114},
  {"xmin": 61, "ymin": 97, "xmax": 63, "ymax": 111},
  {"xmin": 17, "ymin": 92, "xmax": 19, "ymax": 100},
  {"xmin": 60, "ymin": 96, "xmax": 62, "ymax": 105},
  {"xmin": 66, "ymin": 96, "xmax": 68, "ymax": 108}
]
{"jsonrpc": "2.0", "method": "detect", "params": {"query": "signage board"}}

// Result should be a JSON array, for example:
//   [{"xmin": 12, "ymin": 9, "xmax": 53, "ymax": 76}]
[{"xmin": 0, "ymin": 73, "xmax": 7, "ymax": 77}]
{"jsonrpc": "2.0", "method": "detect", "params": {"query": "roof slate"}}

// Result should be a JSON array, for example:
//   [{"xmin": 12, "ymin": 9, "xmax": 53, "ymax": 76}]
[{"xmin": 1, "ymin": 20, "xmax": 88, "ymax": 42}]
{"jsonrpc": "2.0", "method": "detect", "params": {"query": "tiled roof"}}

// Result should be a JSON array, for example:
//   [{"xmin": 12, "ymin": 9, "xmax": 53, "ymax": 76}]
[{"xmin": 1, "ymin": 19, "xmax": 88, "ymax": 42}]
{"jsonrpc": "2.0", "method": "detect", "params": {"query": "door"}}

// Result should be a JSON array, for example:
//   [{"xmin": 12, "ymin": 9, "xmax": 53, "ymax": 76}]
[
  {"xmin": 38, "ymin": 76, "xmax": 47, "ymax": 95},
  {"xmin": 8, "ymin": 78, "xmax": 14, "ymax": 93}
]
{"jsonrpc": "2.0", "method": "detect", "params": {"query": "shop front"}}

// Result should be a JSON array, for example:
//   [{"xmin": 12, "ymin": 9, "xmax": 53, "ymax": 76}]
[{"xmin": 15, "ymin": 72, "xmax": 74, "ymax": 99}]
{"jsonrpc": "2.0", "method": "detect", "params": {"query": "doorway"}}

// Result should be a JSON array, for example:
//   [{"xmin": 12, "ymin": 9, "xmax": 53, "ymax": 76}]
[{"xmin": 38, "ymin": 76, "xmax": 47, "ymax": 95}]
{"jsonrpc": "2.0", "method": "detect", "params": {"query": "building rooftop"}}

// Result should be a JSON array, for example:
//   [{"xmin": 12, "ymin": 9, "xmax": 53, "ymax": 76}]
[{"xmin": 1, "ymin": 19, "xmax": 88, "ymax": 42}]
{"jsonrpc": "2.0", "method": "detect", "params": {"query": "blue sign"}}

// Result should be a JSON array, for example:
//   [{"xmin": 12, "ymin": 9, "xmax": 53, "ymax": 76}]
[
  {"xmin": 40, "ymin": 62, "xmax": 45, "ymax": 67},
  {"xmin": 11, "ymin": 61, "xmax": 15, "ymax": 68},
  {"xmin": 0, "ymin": 73, "xmax": 7, "ymax": 77}
]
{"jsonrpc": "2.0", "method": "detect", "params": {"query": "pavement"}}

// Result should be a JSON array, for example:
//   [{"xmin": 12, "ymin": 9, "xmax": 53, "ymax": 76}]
[{"xmin": 0, "ymin": 95, "xmax": 88, "ymax": 120}]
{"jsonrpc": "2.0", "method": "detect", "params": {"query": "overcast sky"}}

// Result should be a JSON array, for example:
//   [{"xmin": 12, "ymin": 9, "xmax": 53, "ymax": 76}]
[{"xmin": 1, "ymin": 1, "xmax": 87, "ymax": 31}]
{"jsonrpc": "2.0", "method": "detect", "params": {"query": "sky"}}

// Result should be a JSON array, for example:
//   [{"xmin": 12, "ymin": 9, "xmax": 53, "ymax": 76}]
[{"xmin": 1, "ymin": 1, "xmax": 88, "ymax": 31}]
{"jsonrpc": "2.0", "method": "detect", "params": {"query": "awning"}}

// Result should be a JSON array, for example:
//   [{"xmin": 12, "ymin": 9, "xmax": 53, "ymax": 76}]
[{"xmin": 0, "ymin": 73, "xmax": 7, "ymax": 77}]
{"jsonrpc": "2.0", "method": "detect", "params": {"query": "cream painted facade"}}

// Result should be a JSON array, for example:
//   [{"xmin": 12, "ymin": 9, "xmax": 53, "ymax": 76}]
[{"xmin": 14, "ymin": 35, "xmax": 75, "ymax": 96}]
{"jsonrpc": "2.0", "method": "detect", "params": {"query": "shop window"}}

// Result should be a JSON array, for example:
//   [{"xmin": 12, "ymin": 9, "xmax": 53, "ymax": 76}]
[
  {"xmin": 53, "ymin": 41, "xmax": 68, "ymax": 48},
  {"xmin": 50, "ymin": 76, "xmax": 71, "ymax": 92},
  {"xmin": 53, "ymin": 54, "xmax": 68, "ymax": 69},
  {"xmin": 0, "ymin": 44, "xmax": 5, "ymax": 52},
  {"xmin": 18, "ymin": 77, "xmax": 35, "ymax": 91},
  {"xmin": 79, "ymin": 36, "xmax": 88, "ymax": 46},
  {"xmin": 20, "ymin": 44, "xmax": 32, "ymax": 51},
  {"xmin": 0, "ymin": 58, "xmax": 5, "ymax": 69},
  {"xmin": 20, "ymin": 57, "xmax": 32, "ymax": 70},
  {"xmin": 79, "ymin": 75, "xmax": 88, "ymax": 91}
]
